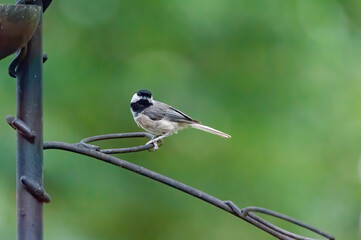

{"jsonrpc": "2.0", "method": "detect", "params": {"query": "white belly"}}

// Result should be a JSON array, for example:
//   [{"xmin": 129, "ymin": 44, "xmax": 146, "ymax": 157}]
[{"xmin": 134, "ymin": 113, "xmax": 186, "ymax": 135}]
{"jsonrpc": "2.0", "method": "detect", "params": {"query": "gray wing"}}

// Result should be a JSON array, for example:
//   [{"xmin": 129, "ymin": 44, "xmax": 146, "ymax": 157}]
[{"xmin": 143, "ymin": 101, "xmax": 199, "ymax": 123}]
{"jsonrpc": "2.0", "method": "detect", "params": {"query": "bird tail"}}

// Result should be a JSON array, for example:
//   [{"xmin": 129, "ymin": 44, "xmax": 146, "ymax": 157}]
[{"xmin": 190, "ymin": 123, "xmax": 231, "ymax": 138}]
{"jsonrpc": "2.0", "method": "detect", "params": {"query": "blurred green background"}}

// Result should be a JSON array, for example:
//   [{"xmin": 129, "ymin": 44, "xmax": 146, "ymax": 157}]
[{"xmin": 1, "ymin": 0, "xmax": 361, "ymax": 239}]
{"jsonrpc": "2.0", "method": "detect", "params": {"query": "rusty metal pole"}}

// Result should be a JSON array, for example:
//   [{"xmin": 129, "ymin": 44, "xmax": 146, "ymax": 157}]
[{"xmin": 15, "ymin": 1, "xmax": 44, "ymax": 239}]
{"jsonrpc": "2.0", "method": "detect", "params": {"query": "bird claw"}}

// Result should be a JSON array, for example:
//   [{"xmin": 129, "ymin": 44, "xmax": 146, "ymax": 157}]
[
  {"xmin": 146, "ymin": 138, "xmax": 163, "ymax": 151},
  {"xmin": 146, "ymin": 139, "xmax": 158, "ymax": 151}
]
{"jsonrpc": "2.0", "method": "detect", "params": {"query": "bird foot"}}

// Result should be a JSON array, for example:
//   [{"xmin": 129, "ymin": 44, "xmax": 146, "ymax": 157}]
[{"xmin": 146, "ymin": 138, "xmax": 163, "ymax": 151}]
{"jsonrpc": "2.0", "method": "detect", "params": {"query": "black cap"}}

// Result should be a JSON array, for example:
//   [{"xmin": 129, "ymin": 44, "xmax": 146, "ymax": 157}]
[{"xmin": 137, "ymin": 89, "xmax": 152, "ymax": 98}]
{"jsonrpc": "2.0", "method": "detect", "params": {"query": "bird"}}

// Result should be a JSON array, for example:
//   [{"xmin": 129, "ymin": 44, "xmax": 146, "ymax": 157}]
[{"xmin": 130, "ymin": 89, "xmax": 231, "ymax": 150}]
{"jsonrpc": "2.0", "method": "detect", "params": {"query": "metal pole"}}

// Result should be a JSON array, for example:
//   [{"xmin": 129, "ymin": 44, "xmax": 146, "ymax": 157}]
[{"xmin": 16, "ymin": 1, "xmax": 43, "ymax": 239}]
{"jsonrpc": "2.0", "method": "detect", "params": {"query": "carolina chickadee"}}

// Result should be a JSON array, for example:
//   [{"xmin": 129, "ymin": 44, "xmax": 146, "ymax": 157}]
[{"xmin": 130, "ymin": 89, "xmax": 231, "ymax": 150}]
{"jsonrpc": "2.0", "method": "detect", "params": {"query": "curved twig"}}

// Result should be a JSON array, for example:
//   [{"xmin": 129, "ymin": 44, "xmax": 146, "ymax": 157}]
[{"xmin": 43, "ymin": 133, "xmax": 334, "ymax": 240}]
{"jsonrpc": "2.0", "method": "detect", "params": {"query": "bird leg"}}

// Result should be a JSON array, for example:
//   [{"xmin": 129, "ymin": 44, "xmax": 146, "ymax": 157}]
[{"xmin": 146, "ymin": 132, "xmax": 171, "ymax": 150}]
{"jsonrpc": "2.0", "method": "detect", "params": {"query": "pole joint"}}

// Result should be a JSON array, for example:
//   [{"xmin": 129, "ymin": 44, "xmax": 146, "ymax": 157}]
[
  {"xmin": 6, "ymin": 115, "xmax": 36, "ymax": 142},
  {"xmin": 20, "ymin": 176, "xmax": 51, "ymax": 203}
]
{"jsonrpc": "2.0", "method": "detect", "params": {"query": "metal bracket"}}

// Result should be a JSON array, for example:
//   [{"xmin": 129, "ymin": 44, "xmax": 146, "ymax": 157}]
[
  {"xmin": 6, "ymin": 115, "xmax": 36, "ymax": 142},
  {"xmin": 20, "ymin": 176, "xmax": 51, "ymax": 203},
  {"xmin": 8, "ymin": 47, "xmax": 27, "ymax": 78},
  {"xmin": 225, "ymin": 201, "xmax": 334, "ymax": 240},
  {"xmin": 79, "ymin": 132, "xmax": 156, "ymax": 154},
  {"xmin": 43, "ymin": 133, "xmax": 335, "ymax": 240},
  {"xmin": 43, "ymin": 53, "xmax": 48, "ymax": 63}
]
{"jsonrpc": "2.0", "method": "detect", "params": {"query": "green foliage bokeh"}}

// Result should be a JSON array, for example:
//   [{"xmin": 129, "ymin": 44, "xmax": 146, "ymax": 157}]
[{"xmin": 0, "ymin": 0, "xmax": 361, "ymax": 239}]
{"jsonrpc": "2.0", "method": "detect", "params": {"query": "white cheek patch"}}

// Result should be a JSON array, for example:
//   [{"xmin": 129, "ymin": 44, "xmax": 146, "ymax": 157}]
[
  {"xmin": 131, "ymin": 94, "xmax": 141, "ymax": 103},
  {"xmin": 130, "ymin": 94, "xmax": 154, "ymax": 103}
]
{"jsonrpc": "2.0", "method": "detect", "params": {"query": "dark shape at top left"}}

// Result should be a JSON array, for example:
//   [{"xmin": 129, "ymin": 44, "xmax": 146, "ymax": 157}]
[{"xmin": 0, "ymin": 4, "xmax": 41, "ymax": 60}]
